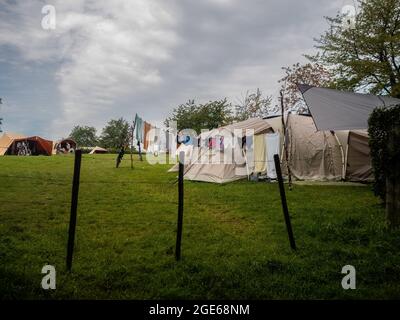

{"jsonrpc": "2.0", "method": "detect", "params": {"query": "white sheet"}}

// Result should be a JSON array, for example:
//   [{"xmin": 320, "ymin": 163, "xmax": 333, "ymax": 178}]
[{"xmin": 266, "ymin": 133, "xmax": 280, "ymax": 179}]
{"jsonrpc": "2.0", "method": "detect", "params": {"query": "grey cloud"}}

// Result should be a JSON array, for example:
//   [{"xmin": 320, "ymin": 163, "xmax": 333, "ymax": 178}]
[
  {"xmin": 0, "ymin": 0, "xmax": 346, "ymax": 139},
  {"xmin": 138, "ymin": 0, "xmax": 344, "ymax": 114}
]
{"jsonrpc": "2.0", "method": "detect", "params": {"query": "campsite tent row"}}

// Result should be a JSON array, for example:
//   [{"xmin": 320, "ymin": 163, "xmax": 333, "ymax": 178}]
[
  {"xmin": 0, "ymin": 133, "xmax": 105, "ymax": 156},
  {"xmin": 0, "ymin": 133, "xmax": 54, "ymax": 156},
  {"xmin": 169, "ymin": 115, "xmax": 373, "ymax": 183}
]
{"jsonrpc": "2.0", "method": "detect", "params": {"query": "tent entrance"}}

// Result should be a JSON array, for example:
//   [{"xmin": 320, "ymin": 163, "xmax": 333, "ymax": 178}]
[{"xmin": 8, "ymin": 137, "xmax": 53, "ymax": 156}]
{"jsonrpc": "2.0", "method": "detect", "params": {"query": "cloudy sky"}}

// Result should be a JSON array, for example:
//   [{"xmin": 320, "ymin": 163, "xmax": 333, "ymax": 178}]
[{"xmin": 0, "ymin": 0, "xmax": 350, "ymax": 139}]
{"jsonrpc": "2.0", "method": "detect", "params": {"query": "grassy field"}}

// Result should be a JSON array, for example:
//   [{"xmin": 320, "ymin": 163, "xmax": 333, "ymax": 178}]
[{"xmin": 0, "ymin": 154, "xmax": 399, "ymax": 299}]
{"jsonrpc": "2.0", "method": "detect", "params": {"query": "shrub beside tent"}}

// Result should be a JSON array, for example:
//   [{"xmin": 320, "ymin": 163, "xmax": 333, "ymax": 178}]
[{"xmin": 368, "ymin": 105, "xmax": 400, "ymax": 228}]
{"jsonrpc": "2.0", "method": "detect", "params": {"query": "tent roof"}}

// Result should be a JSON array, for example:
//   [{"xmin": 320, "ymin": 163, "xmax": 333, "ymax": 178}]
[
  {"xmin": 222, "ymin": 117, "xmax": 273, "ymax": 135},
  {"xmin": 197, "ymin": 118, "xmax": 273, "ymax": 140},
  {"xmin": 15, "ymin": 136, "xmax": 53, "ymax": 156},
  {"xmin": 298, "ymin": 84, "xmax": 400, "ymax": 131},
  {"xmin": 1, "ymin": 132, "xmax": 26, "ymax": 139}
]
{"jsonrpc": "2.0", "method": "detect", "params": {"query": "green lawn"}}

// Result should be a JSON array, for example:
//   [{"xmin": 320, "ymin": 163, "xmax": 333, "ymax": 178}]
[{"xmin": 0, "ymin": 154, "xmax": 399, "ymax": 299}]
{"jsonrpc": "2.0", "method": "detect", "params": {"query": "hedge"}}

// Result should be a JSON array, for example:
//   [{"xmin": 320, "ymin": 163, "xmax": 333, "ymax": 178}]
[{"xmin": 368, "ymin": 104, "xmax": 400, "ymax": 202}]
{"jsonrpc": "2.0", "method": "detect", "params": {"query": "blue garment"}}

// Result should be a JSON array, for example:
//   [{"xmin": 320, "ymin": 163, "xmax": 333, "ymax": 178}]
[
  {"xmin": 134, "ymin": 114, "xmax": 144, "ymax": 143},
  {"xmin": 177, "ymin": 135, "xmax": 193, "ymax": 145}
]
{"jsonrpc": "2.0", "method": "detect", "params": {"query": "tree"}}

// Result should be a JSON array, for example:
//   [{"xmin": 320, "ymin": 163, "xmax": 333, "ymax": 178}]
[
  {"xmin": 69, "ymin": 125, "xmax": 98, "ymax": 147},
  {"xmin": 312, "ymin": 0, "xmax": 400, "ymax": 97},
  {"xmin": 165, "ymin": 99, "xmax": 233, "ymax": 133},
  {"xmin": 278, "ymin": 62, "xmax": 333, "ymax": 112},
  {"xmin": 99, "ymin": 118, "xmax": 129, "ymax": 149},
  {"xmin": 234, "ymin": 89, "xmax": 274, "ymax": 121},
  {"xmin": 165, "ymin": 100, "xmax": 198, "ymax": 131}
]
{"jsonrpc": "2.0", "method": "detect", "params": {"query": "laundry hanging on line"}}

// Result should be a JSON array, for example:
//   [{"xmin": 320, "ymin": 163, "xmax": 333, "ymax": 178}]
[
  {"xmin": 134, "ymin": 114, "xmax": 144, "ymax": 143},
  {"xmin": 143, "ymin": 121, "xmax": 152, "ymax": 150},
  {"xmin": 133, "ymin": 114, "xmax": 170, "ymax": 152}
]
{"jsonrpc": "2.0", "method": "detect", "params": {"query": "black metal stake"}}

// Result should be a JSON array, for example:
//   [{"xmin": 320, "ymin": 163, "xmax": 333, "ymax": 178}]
[
  {"xmin": 116, "ymin": 146, "xmax": 125, "ymax": 168},
  {"xmin": 175, "ymin": 151, "xmax": 185, "ymax": 261},
  {"xmin": 280, "ymin": 90, "xmax": 292, "ymax": 190},
  {"xmin": 138, "ymin": 141, "xmax": 143, "ymax": 161},
  {"xmin": 131, "ymin": 120, "xmax": 136, "ymax": 169},
  {"xmin": 66, "ymin": 149, "xmax": 82, "ymax": 271},
  {"xmin": 274, "ymin": 154, "xmax": 296, "ymax": 250}
]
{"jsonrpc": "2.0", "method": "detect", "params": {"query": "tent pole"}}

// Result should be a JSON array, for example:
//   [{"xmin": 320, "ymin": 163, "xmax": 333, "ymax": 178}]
[
  {"xmin": 333, "ymin": 131, "xmax": 346, "ymax": 180},
  {"xmin": 280, "ymin": 90, "xmax": 292, "ymax": 190},
  {"xmin": 344, "ymin": 136, "xmax": 349, "ymax": 181},
  {"xmin": 243, "ymin": 148, "xmax": 250, "ymax": 180}
]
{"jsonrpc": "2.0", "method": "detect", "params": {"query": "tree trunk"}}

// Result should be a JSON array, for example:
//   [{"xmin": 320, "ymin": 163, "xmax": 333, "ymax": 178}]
[{"xmin": 386, "ymin": 172, "xmax": 400, "ymax": 229}]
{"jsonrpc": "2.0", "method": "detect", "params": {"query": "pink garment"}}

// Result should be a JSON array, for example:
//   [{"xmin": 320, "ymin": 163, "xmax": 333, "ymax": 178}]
[{"xmin": 208, "ymin": 138, "xmax": 217, "ymax": 149}]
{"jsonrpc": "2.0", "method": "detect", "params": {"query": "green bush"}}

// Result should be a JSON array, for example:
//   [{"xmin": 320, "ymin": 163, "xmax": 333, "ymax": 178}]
[{"xmin": 368, "ymin": 105, "xmax": 400, "ymax": 201}]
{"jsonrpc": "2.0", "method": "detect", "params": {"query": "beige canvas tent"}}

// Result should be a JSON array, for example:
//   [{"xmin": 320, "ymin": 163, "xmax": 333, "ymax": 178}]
[
  {"xmin": 169, "ymin": 118, "xmax": 275, "ymax": 183},
  {"xmin": 284, "ymin": 114, "xmax": 343, "ymax": 181},
  {"xmin": 268, "ymin": 114, "xmax": 373, "ymax": 182},
  {"xmin": 295, "ymin": 84, "xmax": 396, "ymax": 183},
  {"xmin": 0, "ymin": 133, "xmax": 26, "ymax": 155},
  {"xmin": 335, "ymin": 130, "xmax": 373, "ymax": 182}
]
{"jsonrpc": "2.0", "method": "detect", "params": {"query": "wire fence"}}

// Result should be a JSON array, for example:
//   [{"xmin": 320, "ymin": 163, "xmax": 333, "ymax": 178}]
[
  {"xmin": 3, "ymin": 151, "xmax": 359, "ymax": 264},
  {"xmin": 0, "ymin": 176, "xmax": 178, "ymax": 233},
  {"xmin": 0, "ymin": 152, "xmax": 370, "ymax": 210}
]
